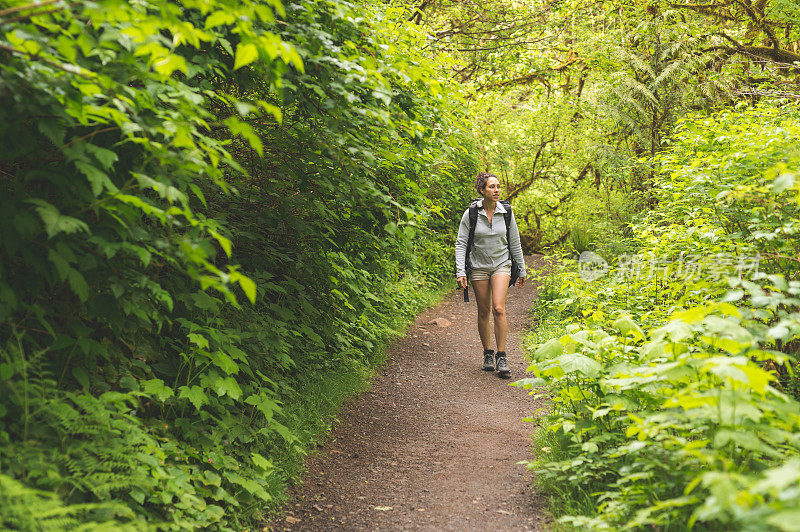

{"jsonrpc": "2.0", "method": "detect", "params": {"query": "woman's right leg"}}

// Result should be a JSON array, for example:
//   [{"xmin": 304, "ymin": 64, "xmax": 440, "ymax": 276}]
[
  {"xmin": 472, "ymin": 279, "xmax": 492, "ymax": 350},
  {"xmin": 489, "ymin": 272, "xmax": 511, "ymax": 352}
]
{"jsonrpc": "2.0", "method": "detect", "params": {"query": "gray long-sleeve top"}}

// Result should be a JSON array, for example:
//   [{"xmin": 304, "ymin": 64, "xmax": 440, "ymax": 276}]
[{"xmin": 454, "ymin": 199, "xmax": 527, "ymax": 279}]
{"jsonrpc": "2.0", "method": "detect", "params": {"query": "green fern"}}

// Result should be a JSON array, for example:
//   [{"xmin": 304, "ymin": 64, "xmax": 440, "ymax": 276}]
[
  {"xmin": 570, "ymin": 227, "xmax": 594, "ymax": 254},
  {"xmin": 598, "ymin": 17, "xmax": 711, "ymax": 160},
  {"xmin": 0, "ymin": 473, "xmax": 138, "ymax": 531}
]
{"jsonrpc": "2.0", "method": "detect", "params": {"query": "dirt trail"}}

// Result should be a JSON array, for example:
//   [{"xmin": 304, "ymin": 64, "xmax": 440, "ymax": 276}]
[{"xmin": 274, "ymin": 256, "xmax": 549, "ymax": 531}]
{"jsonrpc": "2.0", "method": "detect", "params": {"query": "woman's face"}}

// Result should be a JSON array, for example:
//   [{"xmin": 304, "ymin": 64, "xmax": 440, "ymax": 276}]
[{"xmin": 481, "ymin": 176, "xmax": 501, "ymax": 202}]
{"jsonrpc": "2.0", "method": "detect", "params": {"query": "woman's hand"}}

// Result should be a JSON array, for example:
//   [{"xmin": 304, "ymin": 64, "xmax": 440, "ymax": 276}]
[
  {"xmin": 517, "ymin": 277, "xmax": 526, "ymax": 287},
  {"xmin": 457, "ymin": 276, "xmax": 468, "ymax": 289}
]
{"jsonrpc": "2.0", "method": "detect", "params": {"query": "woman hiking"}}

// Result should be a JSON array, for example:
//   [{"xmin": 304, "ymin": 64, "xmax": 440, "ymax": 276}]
[{"xmin": 455, "ymin": 172, "xmax": 527, "ymax": 376}]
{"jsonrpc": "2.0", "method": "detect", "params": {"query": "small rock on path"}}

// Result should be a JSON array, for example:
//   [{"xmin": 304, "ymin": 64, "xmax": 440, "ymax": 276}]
[
  {"xmin": 273, "ymin": 256, "xmax": 549, "ymax": 531},
  {"xmin": 426, "ymin": 318, "xmax": 452, "ymax": 328}
]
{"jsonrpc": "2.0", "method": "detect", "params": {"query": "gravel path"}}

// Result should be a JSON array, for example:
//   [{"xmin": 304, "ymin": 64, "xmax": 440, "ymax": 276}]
[{"xmin": 273, "ymin": 256, "xmax": 549, "ymax": 531}]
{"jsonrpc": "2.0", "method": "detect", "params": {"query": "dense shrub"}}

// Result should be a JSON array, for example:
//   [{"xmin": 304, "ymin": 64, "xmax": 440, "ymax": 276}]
[
  {"xmin": 0, "ymin": 0, "xmax": 473, "ymax": 528},
  {"xmin": 520, "ymin": 101, "xmax": 800, "ymax": 530}
]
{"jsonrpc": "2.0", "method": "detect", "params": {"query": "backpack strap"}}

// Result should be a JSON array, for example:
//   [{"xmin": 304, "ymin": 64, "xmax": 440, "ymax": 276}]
[
  {"xmin": 500, "ymin": 200, "xmax": 512, "ymax": 259},
  {"xmin": 465, "ymin": 201, "xmax": 480, "ymax": 271},
  {"xmin": 463, "ymin": 200, "xmax": 481, "ymax": 302},
  {"xmin": 500, "ymin": 200, "xmax": 520, "ymax": 287}
]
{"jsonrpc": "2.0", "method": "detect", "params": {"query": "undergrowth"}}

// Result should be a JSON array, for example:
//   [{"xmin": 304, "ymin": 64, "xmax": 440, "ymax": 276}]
[
  {"xmin": 0, "ymin": 0, "xmax": 473, "ymax": 528},
  {"xmin": 519, "ymin": 101, "xmax": 800, "ymax": 530}
]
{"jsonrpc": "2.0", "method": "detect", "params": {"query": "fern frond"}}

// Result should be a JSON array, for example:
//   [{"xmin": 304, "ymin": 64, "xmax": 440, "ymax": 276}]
[
  {"xmin": 653, "ymin": 60, "xmax": 687, "ymax": 89},
  {"xmin": 0, "ymin": 473, "xmax": 134, "ymax": 530},
  {"xmin": 613, "ymin": 73, "xmax": 659, "ymax": 107},
  {"xmin": 609, "ymin": 85, "xmax": 651, "ymax": 120},
  {"xmin": 619, "ymin": 48, "xmax": 656, "ymax": 78}
]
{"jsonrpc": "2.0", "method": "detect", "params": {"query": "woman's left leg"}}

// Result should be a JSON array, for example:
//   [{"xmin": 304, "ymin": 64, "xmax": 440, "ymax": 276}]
[
  {"xmin": 471, "ymin": 279, "xmax": 493, "ymax": 351},
  {"xmin": 490, "ymin": 273, "xmax": 511, "ymax": 352}
]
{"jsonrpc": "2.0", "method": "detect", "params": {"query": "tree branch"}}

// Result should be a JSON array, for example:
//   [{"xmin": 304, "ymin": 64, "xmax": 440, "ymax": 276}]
[
  {"xmin": 741, "ymin": 45, "xmax": 800, "ymax": 64},
  {"xmin": 0, "ymin": 0, "xmax": 60, "ymax": 17},
  {"xmin": 408, "ymin": 0, "xmax": 431, "ymax": 24},
  {"xmin": 0, "ymin": 43, "xmax": 94, "ymax": 80},
  {"xmin": 715, "ymin": 33, "xmax": 800, "ymax": 66},
  {"xmin": 440, "ymin": 39, "xmax": 551, "ymax": 53},
  {"xmin": 733, "ymin": 0, "xmax": 780, "ymax": 48},
  {"xmin": 479, "ymin": 72, "xmax": 552, "ymax": 92},
  {"xmin": 1, "ymin": 1, "xmax": 79, "ymax": 24},
  {"xmin": 667, "ymin": 1, "xmax": 738, "ymax": 21},
  {"xmin": 60, "ymin": 126, "xmax": 118, "ymax": 151},
  {"xmin": 506, "ymin": 132, "xmax": 557, "ymax": 202}
]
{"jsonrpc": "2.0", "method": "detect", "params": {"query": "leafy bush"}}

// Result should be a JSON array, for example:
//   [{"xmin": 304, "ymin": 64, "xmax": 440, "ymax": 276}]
[
  {"xmin": 519, "ymin": 101, "xmax": 800, "ymax": 530},
  {"xmin": 569, "ymin": 227, "xmax": 594, "ymax": 255},
  {"xmin": 0, "ymin": 0, "xmax": 473, "ymax": 528}
]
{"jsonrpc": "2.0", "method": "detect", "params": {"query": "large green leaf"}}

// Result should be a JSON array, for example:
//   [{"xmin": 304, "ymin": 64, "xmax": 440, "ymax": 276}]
[{"xmin": 555, "ymin": 353, "xmax": 603, "ymax": 377}]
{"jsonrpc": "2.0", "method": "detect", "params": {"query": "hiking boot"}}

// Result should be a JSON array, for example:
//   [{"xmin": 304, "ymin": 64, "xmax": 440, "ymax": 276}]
[
  {"xmin": 495, "ymin": 351, "xmax": 510, "ymax": 375},
  {"xmin": 482, "ymin": 349, "xmax": 495, "ymax": 371}
]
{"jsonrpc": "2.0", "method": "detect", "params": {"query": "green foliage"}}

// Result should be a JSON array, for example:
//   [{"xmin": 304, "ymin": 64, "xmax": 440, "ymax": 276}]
[
  {"xmin": 404, "ymin": 0, "xmax": 800, "ymax": 254},
  {"xmin": 0, "ymin": 0, "xmax": 473, "ymax": 528},
  {"xmin": 597, "ymin": 15, "xmax": 712, "ymax": 161},
  {"xmin": 0, "ymin": 472, "xmax": 138, "ymax": 531},
  {"xmin": 569, "ymin": 227, "xmax": 594, "ymax": 255},
  {"xmin": 520, "ymin": 101, "xmax": 800, "ymax": 530}
]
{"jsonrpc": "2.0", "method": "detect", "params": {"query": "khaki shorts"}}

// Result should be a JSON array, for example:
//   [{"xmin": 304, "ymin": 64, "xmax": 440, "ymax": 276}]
[{"xmin": 470, "ymin": 264, "xmax": 512, "ymax": 282}]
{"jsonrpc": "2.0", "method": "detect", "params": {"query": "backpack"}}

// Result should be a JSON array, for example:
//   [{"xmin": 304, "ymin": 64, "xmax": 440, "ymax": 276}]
[{"xmin": 463, "ymin": 199, "xmax": 521, "ymax": 302}]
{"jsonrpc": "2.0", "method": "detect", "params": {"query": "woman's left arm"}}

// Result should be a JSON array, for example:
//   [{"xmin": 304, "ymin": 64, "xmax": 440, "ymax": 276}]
[{"xmin": 508, "ymin": 212, "xmax": 527, "ymax": 281}]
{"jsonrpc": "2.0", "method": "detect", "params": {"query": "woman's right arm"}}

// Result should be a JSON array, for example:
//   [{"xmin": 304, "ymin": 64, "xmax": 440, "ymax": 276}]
[{"xmin": 454, "ymin": 209, "xmax": 471, "ymax": 279}]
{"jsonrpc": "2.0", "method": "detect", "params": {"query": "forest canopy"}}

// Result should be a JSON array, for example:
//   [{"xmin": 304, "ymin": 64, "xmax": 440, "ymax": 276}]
[
  {"xmin": 2, "ymin": 0, "xmax": 800, "ymax": 529},
  {"xmin": 396, "ymin": 0, "xmax": 800, "ymax": 250}
]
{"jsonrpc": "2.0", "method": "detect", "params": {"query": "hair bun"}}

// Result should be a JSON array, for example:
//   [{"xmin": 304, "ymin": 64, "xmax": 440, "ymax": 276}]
[{"xmin": 475, "ymin": 171, "xmax": 498, "ymax": 193}]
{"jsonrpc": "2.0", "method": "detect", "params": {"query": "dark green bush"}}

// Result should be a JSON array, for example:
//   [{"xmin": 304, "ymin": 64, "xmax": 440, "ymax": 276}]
[
  {"xmin": 0, "ymin": 0, "xmax": 474, "ymax": 528},
  {"xmin": 521, "ymin": 101, "xmax": 800, "ymax": 530}
]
